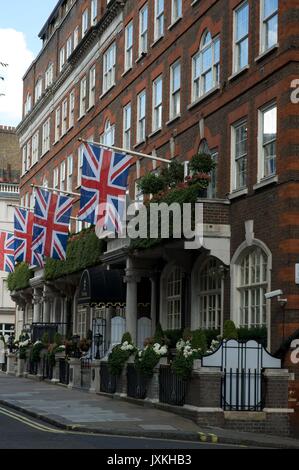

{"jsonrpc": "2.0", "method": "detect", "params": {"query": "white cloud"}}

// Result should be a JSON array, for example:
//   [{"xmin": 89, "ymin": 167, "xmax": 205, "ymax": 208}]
[{"xmin": 0, "ymin": 29, "xmax": 35, "ymax": 127}]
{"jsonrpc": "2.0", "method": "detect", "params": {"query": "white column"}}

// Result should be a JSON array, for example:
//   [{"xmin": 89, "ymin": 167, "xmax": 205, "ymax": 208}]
[
  {"xmin": 33, "ymin": 289, "xmax": 42, "ymax": 323},
  {"xmin": 125, "ymin": 258, "xmax": 139, "ymax": 344}
]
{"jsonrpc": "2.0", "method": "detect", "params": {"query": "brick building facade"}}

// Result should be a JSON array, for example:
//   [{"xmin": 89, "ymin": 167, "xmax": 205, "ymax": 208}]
[
  {"xmin": 0, "ymin": 126, "xmax": 20, "ymax": 338},
  {"xmin": 14, "ymin": 0, "xmax": 299, "ymax": 358}
]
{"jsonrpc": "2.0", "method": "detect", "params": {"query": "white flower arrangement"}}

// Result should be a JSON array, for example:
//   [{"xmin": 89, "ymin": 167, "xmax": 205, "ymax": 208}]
[
  {"xmin": 19, "ymin": 340, "xmax": 30, "ymax": 347},
  {"xmin": 176, "ymin": 339, "xmax": 201, "ymax": 358},
  {"xmin": 120, "ymin": 341, "xmax": 135, "ymax": 352},
  {"xmin": 34, "ymin": 340, "xmax": 42, "ymax": 346},
  {"xmin": 152, "ymin": 343, "xmax": 168, "ymax": 356}
]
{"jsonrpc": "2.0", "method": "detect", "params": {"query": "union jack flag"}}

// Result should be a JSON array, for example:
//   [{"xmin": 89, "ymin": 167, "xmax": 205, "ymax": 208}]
[
  {"xmin": 78, "ymin": 143, "xmax": 133, "ymax": 234},
  {"xmin": 0, "ymin": 231, "xmax": 15, "ymax": 273},
  {"xmin": 14, "ymin": 208, "xmax": 34, "ymax": 264},
  {"xmin": 32, "ymin": 188, "xmax": 73, "ymax": 263}
]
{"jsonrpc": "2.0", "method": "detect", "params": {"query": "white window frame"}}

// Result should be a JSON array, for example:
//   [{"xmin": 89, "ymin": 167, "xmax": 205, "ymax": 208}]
[
  {"xmin": 89, "ymin": 65, "xmax": 96, "ymax": 108},
  {"xmin": 91, "ymin": 0, "xmax": 97, "ymax": 25},
  {"xmin": 260, "ymin": 0, "xmax": 278, "ymax": 53},
  {"xmin": 198, "ymin": 258, "xmax": 222, "ymax": 330},
  {"xmin": 123, "ymin": 103, "xmax": 132, "ymax": 149},
  {"xmin": 60, "ymin": 161, "xmax": 66, "ymax": 191},
  {"xmin": 124, "ymin": 21, "xmax": 133, "ymax": 71},
  {"xmin": 137, "ymin": 90, "xmax": 146, "ymax": 143},
  {"xmin": 59, "ymin": 46, "xmax": 65, "ymax": 72},
  {"xmin": 166, "ymin": 266, "xmax": 182, "ymax": 330},
  {"xmin": 55, "ymin": 107, "xmax": 61, "ymax": 142},
  {"xmin": 35, "ymin": 78, "xmax": 43, "ymax": 104},
  {"xmin": 31, "ymin": 131, "xmax": 39, "ymax": 166},
  {"xmin": 61, "ymin": 99, "xmax": 68, "ymax": 136},
  {"xmin": 139, "ymin": 4, "xmax": 148, "ymax": 55},
  {"xmin": 69, "ymin": 90, "xmax": 75, "ymax": 128},
  {"xmin": 67, "ymin": 155, "xmax": 73, "ymax": 192},
  {"xmin": 79, "ymin": 76, "xmax": 87, "ymax": 118},
  {"xmin": 152, "ymin": 75, "xmax": 163, "ymax": 132},
  {"xmin": 103, "ymin": 42, "xmax": 116, "ymax": 93},
  {"xmin": 154, "ymin": 0, "xmax": 164, "ymax": 41},
  {"xmin": 169, "ymin": 60, "xmax": 181, "ymax": 119},
  {"xmin": 45, "ymin": 63, "xmax": 53, "ymax": 88},
  {"xmin": 231, "ymin": 120, "xmax": 248, "ymax": 191},
  {"xmin": 42, "ymin": 118, "xmax": 51, "ymax": 155},
  {"xmin": 24, "ymin": 93, "xmax": 32, "ymax": 116},
  {"xmin": 192, "ymin": 32, "xmax": 220, "ymax": 102},
  {"xmin": 77, "ymin": 145, "xmax": 84, "ymax": 187},
  {"xmin": 171, "ymin": 0, "xmax": 182, "ymax": 24},
  {"xmin": 233, "ymin": 1, "xmax": 249, "ymax": 74},
  {"xmin": 82, "ymin": 8, "xmax": 89, "ymax": 37},
  {"xmin": 53, "ymin": 167, "xmax": 59, "ymax": 190},
  {"xmin": 73, "ymin": 26, "xmax": 79, "ymax": 49},
  {"xmin": 66, "ymin": 35, "xmax": 73, "ymax": 59},
  {"xmin": 237, "ymin": 248, "xmax": 268, "ymax": 328},
  {"xmin": 258, "ymin": 103, "xmax": 277, "ymax": 182},
  {"xmin": 26, "ymin": 141, "xmax": 31, "ymax": 170},
  {"xmin": 100, "ymin": 120, "xmax": 115, "ymax": 146}
]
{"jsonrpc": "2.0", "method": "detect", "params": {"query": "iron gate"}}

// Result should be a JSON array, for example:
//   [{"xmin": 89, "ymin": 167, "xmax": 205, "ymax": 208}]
[
  {"xmin": 127, "ymin": 364, "xmax": 148, "ymax": 399},
  {"xmin": 59, "ymin": 358, "xmax": 70, "ymax": 385},
  {"xmin": 202, "ymin": 339, "xmax": 282, "ymax": 412},
  {"xmin": 92, "ymin": 317, "xmax": 107, "ymax": 359},
  {"xmin": 100, "ymin": 362, "xmax": 117, "ymax": 394},
  {"xmin": 159, "ymin": 365, "xmax": 188, "ymax": 406}
]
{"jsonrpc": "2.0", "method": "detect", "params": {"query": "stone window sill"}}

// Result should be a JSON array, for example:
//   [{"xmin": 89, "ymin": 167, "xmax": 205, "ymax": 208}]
[
  {"xmin": 188, "ymin": 86, "xmax": 220, "ymax": 110},
  {"xmin": 253, "ymin": 175, "xmax": 278, "ymax": 191},
  {"xmin": 255, "ymin": 44, "xmax": 279, "ymax": 63},
  {"xmin": 228, "ymin": 65, "xmax": 250, "ymax": 82},
  {"xmin": 228, "ymin": 187, "xmax": 248, "ymax": 200}
]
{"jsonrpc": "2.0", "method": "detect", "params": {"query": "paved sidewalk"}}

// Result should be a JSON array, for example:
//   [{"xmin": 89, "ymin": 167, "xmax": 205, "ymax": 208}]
[{"xmin": 1, "ymin": 373, "xmax": 299, "ymax": 448}]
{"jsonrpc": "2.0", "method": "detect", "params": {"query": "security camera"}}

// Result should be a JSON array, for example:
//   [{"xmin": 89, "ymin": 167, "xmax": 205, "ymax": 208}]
[{"xmin": 264, "ymin": 289, "xmax": 283, "ymax": 300}]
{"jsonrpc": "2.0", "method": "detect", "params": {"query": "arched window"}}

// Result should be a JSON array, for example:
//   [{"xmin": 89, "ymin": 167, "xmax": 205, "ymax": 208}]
[
  {"xmin": 192, "ymin": 29, "xmax": 220, "ymax": 101},
  {"xmin": 237, "ymin": 248, "xmax": 268, "ymax": 327},
  {"xmin": 101, "ymin": 120, "xmax": 115, "ymax": 146},
  {"xmin": 166, "ymin": 266, "xmax": 182, "ymax": 330},
  {"xmin": 198, "ymin": 257, "xmax": 222, "ymax": 329}
]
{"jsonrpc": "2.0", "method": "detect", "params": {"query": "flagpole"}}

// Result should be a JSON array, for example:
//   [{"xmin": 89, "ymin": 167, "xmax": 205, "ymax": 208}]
[
  {"xmin": 30, "ymin": 184, "xmax": 80, "ymax": 197},
  {"xmin": 78, "ymin": 138, "xmax": 170, "ymax": 164},
  {"xmin": 8, "ymin": 204, "xmax": 80, "ymax": 221}
]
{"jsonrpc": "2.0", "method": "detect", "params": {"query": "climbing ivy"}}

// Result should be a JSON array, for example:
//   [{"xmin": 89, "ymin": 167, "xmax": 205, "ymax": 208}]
[
  {"xmin": 45, "ymin": 227, "xmax": 106, "ymax": 281},
  {"xmin": 7, "ymin": 263, "xmax": 33, "ymax": 292}
]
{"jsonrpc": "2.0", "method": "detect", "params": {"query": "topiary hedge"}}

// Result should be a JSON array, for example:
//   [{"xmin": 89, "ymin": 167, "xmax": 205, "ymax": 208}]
[
  {"xmin": 7, "ymin": 262, "xmax": 33, "ymax": 292},
  {"xmin": 44, "ymin": 227, "xmax": 105, "ymax": 281}
]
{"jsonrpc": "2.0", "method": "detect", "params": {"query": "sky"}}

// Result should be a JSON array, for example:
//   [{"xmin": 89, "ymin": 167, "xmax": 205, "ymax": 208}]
[{"xmin": 0, "ymin": 1, "xmax": 58, "ymax": 126}]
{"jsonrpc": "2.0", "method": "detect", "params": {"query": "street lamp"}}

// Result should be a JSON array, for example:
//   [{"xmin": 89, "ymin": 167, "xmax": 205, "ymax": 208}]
[{"xmin": 95, "ymin": 333, "xmax": 103, "ymax": 360}]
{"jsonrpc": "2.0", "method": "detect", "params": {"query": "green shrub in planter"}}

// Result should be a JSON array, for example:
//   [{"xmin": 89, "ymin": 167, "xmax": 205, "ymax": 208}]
[
  {"xmin": 204, "ymin": 329, "xmax": 221, "ymax": 348},
  {"xmin": 189, "ymin": 152, "xmax": 216, "ymax": 175},
  {"xmin": 108, "ymin": 335, "xmax": 136, "ymax": 377},
  {"xmin": 135, "ymin": 344, "xmax": 168, "ymax": 378},
  {"xmin": 223, "ymin": 320, "xmax": 238, "ymax": 340},
  {"xmin": 137, "ymin": 173, "xmax": 166, "ymax": 195},
  {"xmin": 121, "ymin": 332, "xmax": 132, "ymax": 344},
  {"xmin": 237, "ymin": 326, "xmax": 267, "ymax": 346},
  {"xmin": 164, "ymin": 329, "xmax": 183, "ymax": 348},
  {"xmin": 172, "ymin": 339, "xmax": 203, "ymax": 379},
  {"xmin": 191, "ymin": 329, "xmax": 207, "ymax": 353},
  {"xmin": 160, "ymin": 160, "xmax": 184, "ymax": 188},
  {"xmin": 30, "ymin": 341, "xmax": 45, "ymax": 363}
]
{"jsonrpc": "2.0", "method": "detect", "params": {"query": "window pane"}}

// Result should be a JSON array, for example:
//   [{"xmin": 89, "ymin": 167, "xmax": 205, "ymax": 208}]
[
  {"xmin": 264, "ymin": 0, "xmax": 278, "ymax": 19},
  {"xmin": 236, "ymin": 3, "xmax": 249, "ymax": 41}
]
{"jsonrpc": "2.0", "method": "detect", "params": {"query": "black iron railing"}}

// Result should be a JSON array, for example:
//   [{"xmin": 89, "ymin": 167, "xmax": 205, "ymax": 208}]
[
  {"xmin": 27, "ymin": 358, "xmax": 38, "ymax": 375},
  {"xmin": 100, "ymin": 362, "xmax": 117, "ymax": 394},
  {"xmin": 31, "ymin": 323, "xmax": 72, "ymax": 343},
  {"xmin": 222, "ymin": 368, "xmax": 263, "ymax": 411},
  {"xmin": 59, "ymin": 358, "xmax": 70, "ymax": 385},
  {"xmin": 159, "ymin": 365, "xmax": 188, "ymax": 406},
  {"xmin": 80, "ymin": 358, "xmax": 92, "ymax": 389},
  {"xmin": 41, "ymin": 355, "xmax": 53, "ymax": 380},
  {"xmin": 127, "ymin": 364, "xmax": 148, "ymax": 399}
]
